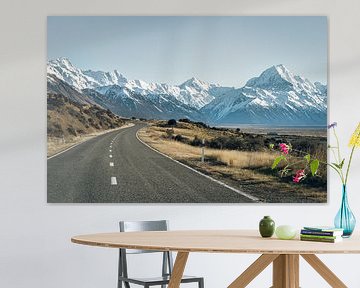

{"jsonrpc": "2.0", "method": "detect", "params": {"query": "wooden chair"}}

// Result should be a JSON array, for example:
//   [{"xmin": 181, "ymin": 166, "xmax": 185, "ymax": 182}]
[{"xmin": 118, "ymin": 220, "xmax": 204, "ymax": 288}]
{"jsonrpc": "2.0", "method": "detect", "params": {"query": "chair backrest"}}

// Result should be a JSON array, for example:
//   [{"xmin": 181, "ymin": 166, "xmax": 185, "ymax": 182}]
[
  {"xmin": 119, "ymin": 220, "xmax": 169, "ymax": 254},
  {"xmin": 118, "ymin": 220, "xmax": 174, "ymax": 283}
]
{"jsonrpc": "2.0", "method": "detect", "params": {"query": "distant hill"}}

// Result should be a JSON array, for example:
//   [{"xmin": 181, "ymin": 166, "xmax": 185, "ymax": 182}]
[{"xmin": 47, "ymin": 93, "xmax": 126, "ymax": 139}]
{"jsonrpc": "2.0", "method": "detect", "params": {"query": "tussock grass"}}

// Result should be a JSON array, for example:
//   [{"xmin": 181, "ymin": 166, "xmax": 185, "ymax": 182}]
[
  {"xmin": 139, "ymin": 128, "xmax": 275, "ymax": 168},
  {"xmin": 47, "ymin": 123, "xmax": 134, "ymax": 157},
  {"xmin": 138, "ymin": 124, "xmax": 327, "ymax": 203},
  {"xmin": 210, "ymin": 149, "xmax": 275, "ymax": 168}
]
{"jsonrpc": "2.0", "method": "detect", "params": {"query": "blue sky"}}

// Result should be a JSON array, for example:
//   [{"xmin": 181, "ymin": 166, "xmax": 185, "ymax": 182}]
[{"xmin": 47, "ymin": 16, "xmax": 327, "ymax": 87}]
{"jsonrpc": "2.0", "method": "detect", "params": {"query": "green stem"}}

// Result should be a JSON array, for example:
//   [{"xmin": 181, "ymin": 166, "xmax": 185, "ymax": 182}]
[
  {"xmin": 330, "ymin": 147, "xmax": 339, "ymax": 164},
  {"xmin": 333, "ymin": 127, "xmax": 343, "ymax": 164},
  {"xmin": 282, "ymin": 159, "xmax": 306, "ymax": 168},
  {"xmin": 332, "ymin": 127, "xmax": 346, "ymax": 182},
  {"xmin": 292, "ymin": 148, "xmax": 344, "ymax": 183},
  {"xmin": 345, "ymin": 145, "xmax": 356, "ymax": 185},
  {"xmin": 327, "ymin": 163, "xmax": 344, "ymax": 182}
]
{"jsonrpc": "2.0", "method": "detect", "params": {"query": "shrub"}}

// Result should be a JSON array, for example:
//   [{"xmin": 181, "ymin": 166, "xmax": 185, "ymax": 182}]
[
  {"xmin": 179, "ymin": 118, "xmax": 191, "ymax": 123},
  {"xmin": 174, "ymin": 134, "xmax": 185, "ymax": 142},
  {"xmin": 165, "ymin": 129, "xmax": 174, "ymax": 139},
  {"xmin": 190, "ymin": 136, "xmax": 203, "ymax": 147},
  {"xmin": 193, "ymin": 121, "xmax": 208, "ymax": 129},
  {"xmin": 67, "ymin": 126, "xmax": 77, "ymax": 136},
  {"xmin": 167, "ymin": 119, "xmax": 177, "ymax": 126}
]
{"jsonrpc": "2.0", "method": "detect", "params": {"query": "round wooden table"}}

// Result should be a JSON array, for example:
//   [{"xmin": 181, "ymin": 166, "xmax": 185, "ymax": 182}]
[{"xmin": 72, "ymin": 230, "xmax": 360, "ymax": 288}]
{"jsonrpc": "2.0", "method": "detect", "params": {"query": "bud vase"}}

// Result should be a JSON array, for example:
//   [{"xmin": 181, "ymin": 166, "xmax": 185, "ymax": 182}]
[
  {"xmin": 259, "ymin": 216, "xmax": 275, "ymax": 238},
  {"xmin": 334, "ymin": 185, "xmax": 356, "ymax": 237}
]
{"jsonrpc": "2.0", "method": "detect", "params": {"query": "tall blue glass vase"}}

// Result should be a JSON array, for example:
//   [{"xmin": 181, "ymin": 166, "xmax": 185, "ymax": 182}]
[{"xmin": 334, "ymin": 185, "xmax": 356, "ymax": 237}]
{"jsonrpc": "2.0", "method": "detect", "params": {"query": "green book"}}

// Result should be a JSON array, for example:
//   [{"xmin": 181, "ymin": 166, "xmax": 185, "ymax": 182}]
[
  {"xmin": 300, "ymin": 236, "xmax": 343, "ymax": 243},
  {"xmin": 300, "ymin": 234, "xmax": 339, "ymax": 240}
]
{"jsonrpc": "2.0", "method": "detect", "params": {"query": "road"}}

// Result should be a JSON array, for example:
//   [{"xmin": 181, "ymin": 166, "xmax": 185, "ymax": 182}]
[{"xmin": 47, "ymin": 123, "xmax": 255, "ymax": 203}]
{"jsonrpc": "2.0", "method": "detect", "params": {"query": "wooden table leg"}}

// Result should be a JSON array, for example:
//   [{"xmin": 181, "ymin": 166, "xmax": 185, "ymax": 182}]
[
  {"xmin": 272, "ymin": 254, "xmax": 299, "ymax": 288},
  {"xmin": 301, "ymin": 254, "xmax": 347, "ymax": 288},
  {"xmin": 228, "ymin": 254, "xmax": 279, "ymax": 288},
  {"xmin": 168, "ymin": 252, "xmax": 189, "ymax": 288}
]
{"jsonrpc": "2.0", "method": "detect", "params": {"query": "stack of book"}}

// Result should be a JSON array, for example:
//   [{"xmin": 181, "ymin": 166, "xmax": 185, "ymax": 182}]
[{"xmin": 300, "ymin": 226, "xmax": 344, "ymax": 243}]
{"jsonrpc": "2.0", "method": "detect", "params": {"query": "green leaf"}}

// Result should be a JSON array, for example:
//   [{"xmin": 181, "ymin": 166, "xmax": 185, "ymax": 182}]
[
  {"xmin": 310, "ymin": 159, "xmax": 320, "ymax": 176},
  {"xmin": 339, "ymin": 159, "xmax": 345, "ymax": 169},
  {"xmin": 272, "ymin": 155, "xmax": 285, "ymax": 169},
  {"xmin": 332, "ymin": 162, "xmax": 340, "ymax": 169},
  {"xmin": 280, "ymin": 167, "xmax": 291, "ymax": 177},
  {"xmin": 304, "ymin": 154, "xmax": 311, "ymax": 163},
  {"xmin": 332, "ymin": 159, "xmax": 345, "ymax": 169}
]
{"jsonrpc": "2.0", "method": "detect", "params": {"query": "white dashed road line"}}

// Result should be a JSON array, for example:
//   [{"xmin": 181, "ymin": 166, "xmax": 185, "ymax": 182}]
[
  {"xmin": 110, "ymin": 162, "xmax": 114, "ymax": 167},
  {"xmin": 109, "ymin": 155, "xmax": 113, "ymax": 158},
  {"xmin": 111, "ymin": 177, "xmax": 117, "ymax": 185}
]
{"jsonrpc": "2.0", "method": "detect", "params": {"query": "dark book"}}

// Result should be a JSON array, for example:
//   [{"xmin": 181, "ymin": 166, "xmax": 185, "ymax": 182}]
[{"xmin": 301, "ymin": 229, "xmax": 343, "ymax": 237}]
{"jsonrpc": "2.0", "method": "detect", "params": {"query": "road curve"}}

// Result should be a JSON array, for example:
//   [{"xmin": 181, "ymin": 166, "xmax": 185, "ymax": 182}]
[{"xmin": 47, "ymin": 123, "xmax": 254, "ymax": 203}]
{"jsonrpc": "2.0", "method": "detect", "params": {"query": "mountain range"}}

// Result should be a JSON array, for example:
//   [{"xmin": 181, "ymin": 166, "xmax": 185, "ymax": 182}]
[{"xmin": 47, "ymin": 57, "xmax": 327, "ymax": 126}]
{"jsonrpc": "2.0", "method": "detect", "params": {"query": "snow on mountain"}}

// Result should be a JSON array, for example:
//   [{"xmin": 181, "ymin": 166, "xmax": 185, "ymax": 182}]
[
  {"xmin": 47, "ymin": 59, "xmax": 327, "ymax": 125},
  {"xmin": 82, "ymin": 69, "xmax": 128, "ymax": 87},
  {"xmin": 314, "ymin": 81, "xmax": 327, "ymax": 95},
  {"xmin": 83, "ymin": 84, "xmax": 203, "ymax": 120},
  {"xmin": 47, "ymin": 58, "xmax": 222, "ymax": 109},
  {"xmin": 47, "ymin": 58, "xmax": 127, "ymax": 90},
  {"xmin": 47, "ymin": 74, "xmax": 98, "ymax": 106},
  {"xmin": 201, "ymin": 64, "xmax": 327, "ymax": 125}
]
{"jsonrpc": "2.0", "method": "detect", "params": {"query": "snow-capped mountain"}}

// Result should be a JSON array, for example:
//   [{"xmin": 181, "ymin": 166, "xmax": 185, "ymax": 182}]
[
  {"xmin": 82, "ymin": 85, "xmax": 203, "ymax": 120},
  {"xmin": 47, "ymin": 74, "xmax": 97, "ymax": 105},
  {"xmin": 47, "ymin": 58, "xmax": 327, "ymax": 125},
  {"xmin": 201, "ymin": 65, "xmax": 327, "ymax": 125},
  {"xmin": 47, "ymin": 58, "xmax": 127, "ymax": 90},
  {"xmin": 47, "ymin": 58, "xmax": 222, "ymax": 109}
]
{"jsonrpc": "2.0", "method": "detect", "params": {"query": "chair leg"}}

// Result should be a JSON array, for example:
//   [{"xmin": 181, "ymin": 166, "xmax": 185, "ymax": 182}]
[{"xmin": 199, "ymin": 278, "xmax": 204, "ymax": 288}]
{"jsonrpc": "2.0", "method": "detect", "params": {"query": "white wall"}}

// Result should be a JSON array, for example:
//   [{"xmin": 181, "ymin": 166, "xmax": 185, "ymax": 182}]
[{"xmin": 1, "ymin": 0, "xmax": 360, "ymax": 287}]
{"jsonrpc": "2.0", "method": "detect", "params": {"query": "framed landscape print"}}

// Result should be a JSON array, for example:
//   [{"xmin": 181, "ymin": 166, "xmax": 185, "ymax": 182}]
[{"xmin": 47, "ymin": 16, "xmax": 328, "ymax": 203}]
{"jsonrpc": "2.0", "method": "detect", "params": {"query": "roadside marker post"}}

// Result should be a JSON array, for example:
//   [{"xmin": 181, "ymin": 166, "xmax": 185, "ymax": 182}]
[{"xmin": 201, "ymin": 138, "xmax": 205, "ymax": 163}]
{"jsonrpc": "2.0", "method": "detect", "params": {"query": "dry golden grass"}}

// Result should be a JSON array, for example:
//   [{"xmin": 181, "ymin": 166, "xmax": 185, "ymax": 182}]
[
  {"xmin": 138, "ymin": 125, "xmax": 327, "ymax": 203},
  {"xmin": 151, "ymin": 121, "xmax": 236, "ymax": 140},
  {"xmin": 47, "ymin": 123, "xmax": 134, "ymax": 157},
  {"xmin": 139, "ymin": 127, "xmax": 275, "ymax": 169},
  {"xmin": 210, "ymin": 149, "xmax": 275, "ymax": 169}
]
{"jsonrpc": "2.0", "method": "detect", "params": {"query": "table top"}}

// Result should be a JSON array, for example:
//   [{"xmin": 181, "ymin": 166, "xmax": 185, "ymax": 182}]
[{"xmin": 71, "ymin": 230, "xmax": 360, "ymax": 254}]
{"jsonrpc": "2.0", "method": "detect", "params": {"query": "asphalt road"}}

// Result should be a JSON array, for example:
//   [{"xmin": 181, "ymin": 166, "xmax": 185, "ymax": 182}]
[{"xmin": 47, "ymin": 123, "xmax": 254, "ymax": 203}]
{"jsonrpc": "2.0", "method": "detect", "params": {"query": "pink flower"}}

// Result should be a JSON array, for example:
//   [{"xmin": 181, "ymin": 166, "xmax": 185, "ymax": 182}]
[
  {"xmin": 293, "ymin": 169, "xmax": 306, "ymax": 183},
  {"xmin": 279, "ymin": 143, "xmax": 290, "ymax": 155}
]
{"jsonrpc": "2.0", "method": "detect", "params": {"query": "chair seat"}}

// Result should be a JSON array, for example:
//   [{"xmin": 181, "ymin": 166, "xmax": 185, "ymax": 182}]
[{"xmin": 119, "ymin": 274, "xmax": 203, "ymax": 285}]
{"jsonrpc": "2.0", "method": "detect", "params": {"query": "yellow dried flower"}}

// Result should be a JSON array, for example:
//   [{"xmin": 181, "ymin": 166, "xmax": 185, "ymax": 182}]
[{"xmin": 349, "ymin": 122, "xmax": 360, "ymax": 148}]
